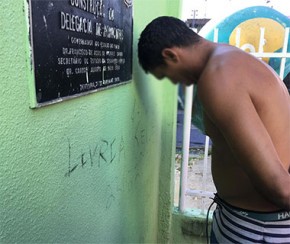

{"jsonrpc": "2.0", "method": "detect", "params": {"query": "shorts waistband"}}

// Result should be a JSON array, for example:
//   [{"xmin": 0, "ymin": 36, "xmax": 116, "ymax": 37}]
[{"xmin": 213, "ymin": 194, "xmax": 290, "ymax": 222}]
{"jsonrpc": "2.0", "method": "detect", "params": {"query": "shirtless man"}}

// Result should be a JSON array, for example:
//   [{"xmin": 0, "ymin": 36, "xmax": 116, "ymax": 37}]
[{"xmin": 138, "ymin": 16, "xmax": 290, "ymax": 243}]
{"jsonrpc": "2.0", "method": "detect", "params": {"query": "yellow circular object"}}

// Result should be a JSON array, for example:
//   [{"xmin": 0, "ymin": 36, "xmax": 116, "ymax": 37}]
[{"xmin": 229, "ymin": 18, "xmax": 285, "ymax": 63}]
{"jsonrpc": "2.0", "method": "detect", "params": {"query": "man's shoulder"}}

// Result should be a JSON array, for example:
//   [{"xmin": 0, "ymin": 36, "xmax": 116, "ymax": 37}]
[
  {"xmin": 208, "ymin": 44, "xmax": 254, "ymax": 69},
  {"xmin": 199, "ymin": 47, "xmax": 255, "ymax": 91},
  {"xmin": 198, "ymin": 58, "xmax": 240, "ymax": 92}
]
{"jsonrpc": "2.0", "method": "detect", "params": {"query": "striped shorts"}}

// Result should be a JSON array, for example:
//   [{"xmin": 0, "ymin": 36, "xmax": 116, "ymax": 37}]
[{"xmin": 210, "ymin": 195, "xmax": 290, "ymax": 243}]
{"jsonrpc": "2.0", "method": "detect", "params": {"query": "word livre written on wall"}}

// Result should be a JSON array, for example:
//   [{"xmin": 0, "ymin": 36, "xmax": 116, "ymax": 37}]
[{"xmin": 29, "ymin": 0, "xmax": 133, "ymax": 104}]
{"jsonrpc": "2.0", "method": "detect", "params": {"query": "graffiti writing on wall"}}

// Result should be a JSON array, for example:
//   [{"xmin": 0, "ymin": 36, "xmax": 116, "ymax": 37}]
[{"xmin": 65, "ymin": 136, "xmax": 125, "ymax": 177}]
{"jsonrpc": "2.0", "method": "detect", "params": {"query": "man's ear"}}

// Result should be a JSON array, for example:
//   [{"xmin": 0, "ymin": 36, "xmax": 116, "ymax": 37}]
[{"xmin": 162, "ymin": 48, "xmax": 178, "ymax": 63}]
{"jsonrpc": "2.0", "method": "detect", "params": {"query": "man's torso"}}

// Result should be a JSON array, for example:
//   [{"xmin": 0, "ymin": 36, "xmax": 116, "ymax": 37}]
[{"xmin": 199, "ymin": 45, "xmax": 290, "ymax": 211}]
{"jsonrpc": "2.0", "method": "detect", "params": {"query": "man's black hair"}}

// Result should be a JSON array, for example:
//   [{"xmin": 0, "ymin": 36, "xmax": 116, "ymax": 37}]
[{"xmin": 138, "ymin": 16, "xmax": 201, "ymax": 73}]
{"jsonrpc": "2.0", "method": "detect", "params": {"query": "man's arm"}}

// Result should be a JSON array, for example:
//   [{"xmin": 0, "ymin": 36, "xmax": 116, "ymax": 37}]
[{"xmin": 199, "ymin": 67, "xmax": 290, "ymax": 210}]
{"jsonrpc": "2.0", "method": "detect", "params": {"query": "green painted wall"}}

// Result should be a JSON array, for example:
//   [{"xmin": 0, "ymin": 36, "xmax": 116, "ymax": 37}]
[{"xmin": 0, "ymin": 0, "xmax": 179, "ymax": 243}]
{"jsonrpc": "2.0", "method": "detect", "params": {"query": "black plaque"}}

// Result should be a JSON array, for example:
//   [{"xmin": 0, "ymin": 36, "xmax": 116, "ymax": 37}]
[{"xmin": 29, "ymin": 0, "xmax": 133, "ymax": 104}]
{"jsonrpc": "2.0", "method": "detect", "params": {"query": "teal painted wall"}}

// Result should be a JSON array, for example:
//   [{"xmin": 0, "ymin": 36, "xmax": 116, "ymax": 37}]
[{"xmin": 0, "ymin": 0, "xmax": 179, "ymax": 243}]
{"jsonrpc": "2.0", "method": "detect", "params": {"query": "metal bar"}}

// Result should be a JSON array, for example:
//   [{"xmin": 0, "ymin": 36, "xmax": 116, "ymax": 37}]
[
  {"xmin": 179, "ymin": 85, "xmax": 194, "ymax": 212},
  {"xmin": 250, "ymin": 53, "xmax": 290, "ymax": 58},
  {"xmin": 201, "ymin": 135, "xmax": 210, "ymax": 213},
  {"xmin": 258, "ymin": 27, "xmax": 265, "ymax": 54},
  {"xmin": 186, "ymin": 189, "xmax": 215, "ymax": 198},
  {"xmin": 214, "ymin": 28, "xmax": 218, "ymax": 43},
  {"xmin": 279, "ymin": 27, "xmax": 289, "ymax": 79}
]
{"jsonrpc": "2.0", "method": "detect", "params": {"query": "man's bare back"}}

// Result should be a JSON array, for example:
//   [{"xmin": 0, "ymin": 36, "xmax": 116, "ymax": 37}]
[{"xmin": 199, "ymin": 45, "xmax": 290, "ymax": 211}]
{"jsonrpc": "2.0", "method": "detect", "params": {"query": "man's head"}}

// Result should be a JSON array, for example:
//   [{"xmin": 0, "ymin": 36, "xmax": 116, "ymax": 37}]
[{"xmin": 138, "ymin": 16, "xmax": 201, "ymax": 74}]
